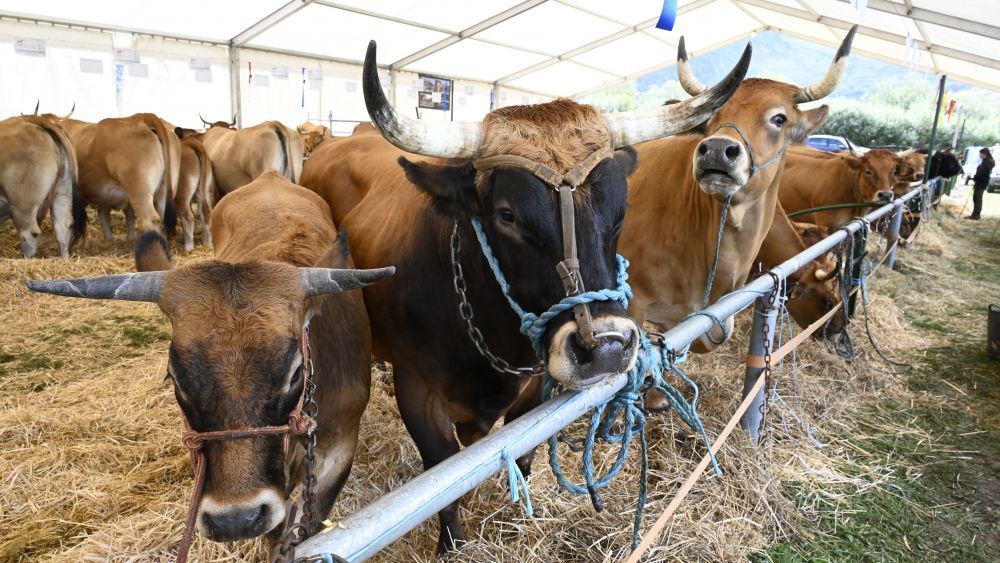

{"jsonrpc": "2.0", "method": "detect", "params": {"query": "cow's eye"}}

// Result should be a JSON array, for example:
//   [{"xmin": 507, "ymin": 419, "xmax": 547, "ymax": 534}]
[
  {"xmin": 289, "ymin": 364, "xmax": 303, "ymax": 388},
  {"xmin": 497, "ymin": 208, "xmax": 514, "ymax": 224},
  {"xmin": 770, "ymin": 114, "xmax": 787, "ymax": 127}
]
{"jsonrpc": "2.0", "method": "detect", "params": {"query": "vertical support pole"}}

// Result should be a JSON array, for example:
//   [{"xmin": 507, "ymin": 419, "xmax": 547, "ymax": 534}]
[
  {"xmin": 847, "ymin": 227, "xmax": 866, "ymax": 320},
  {"xmin": 388, "ymin": 67, "xmax": 398, "ymax": 110},
  {"xmin": 492, "ymin": 82, "xmax": 500, "ymax": 110},
  {"xmin": 885, "ymin": 201, "xmax": 903, "ymax": 270},
  {"xmin": 228, "ymin": 46, "xmax": 242, "ymax": 128},
  {"xmin": 740, "ymin": 288, "xmax": 778, "ymax": 444},
  {"xmin": 923, "ymin": 74, "xmax": 947, "ymax": 182}
]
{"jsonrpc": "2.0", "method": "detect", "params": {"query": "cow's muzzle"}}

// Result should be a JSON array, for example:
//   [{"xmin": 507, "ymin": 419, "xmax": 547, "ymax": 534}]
[
  {"xmin": 546, "ymin": 314, "xmax": 639, "ymax": 389},
  {"xmin": 694, "ymin": 135, "xmax": 750, "ymax": 197},
  {"xmin": 198, "ymin": 488, "xmax": 285, "ymax": 541}
]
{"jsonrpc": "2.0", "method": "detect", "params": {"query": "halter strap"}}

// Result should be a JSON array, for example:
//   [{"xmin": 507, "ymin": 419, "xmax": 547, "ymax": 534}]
[
  {"xmin": 474, "ymin": 146, "xmax": 614, "ymax": 191},
  {"xmin": 714, "ymin": 123, "xmax": 790, "ymax": 179}
]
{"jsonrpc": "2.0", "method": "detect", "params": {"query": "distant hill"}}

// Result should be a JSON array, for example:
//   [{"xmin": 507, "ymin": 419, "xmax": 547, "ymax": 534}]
[{"xmin": 634, "ymin": 30, "xmax": 979, "ymax": 101}]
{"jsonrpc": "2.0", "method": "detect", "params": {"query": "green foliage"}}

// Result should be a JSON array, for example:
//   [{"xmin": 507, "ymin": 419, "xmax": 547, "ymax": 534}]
[{"xmin": 819, "ymin": 77, "xmax": 1000, "ymax": 148}]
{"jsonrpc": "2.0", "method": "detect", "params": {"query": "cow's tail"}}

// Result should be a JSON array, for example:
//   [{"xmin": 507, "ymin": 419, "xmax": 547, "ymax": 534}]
[
  {"xmin": 273, "ymin": 122, "xmax": 298, "ymax": 183},
  {"xmin": 184, "ymin": 138, "xmax": 214, "ymax": 228},
  {"xmin": 141, "ymin": 113, "xmax": 177, "ymax": 238},
  {"xmin": 26, "ymin": 116, "xmax": 87, "ymax": 243}
]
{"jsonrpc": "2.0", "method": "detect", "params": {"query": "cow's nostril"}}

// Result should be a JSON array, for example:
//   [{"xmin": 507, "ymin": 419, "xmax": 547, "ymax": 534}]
[
  {"xmin": 724, "ymin": 144, "xmax": 741, "ymax": 161},
  {"xmin": 697, "ymin": 143, "xmax": 708, "ymax": 156}
]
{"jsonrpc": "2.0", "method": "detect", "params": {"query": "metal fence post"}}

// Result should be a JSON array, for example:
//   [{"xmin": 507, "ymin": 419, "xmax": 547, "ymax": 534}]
[
  {"xmin": 740, "ymin": 287, "xmax": 778, "ymax": 444},
  {"xmin": 885, "ymin": 201, "xmax": 903, "ymax": 269}
]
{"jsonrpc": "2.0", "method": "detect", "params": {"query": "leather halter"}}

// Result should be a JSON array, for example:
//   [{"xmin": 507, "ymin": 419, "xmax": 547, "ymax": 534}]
[
  {"xmin": 174, "ymin": 323, "xmax": 317, "ymax": 563},
  {"xmin": 474, "ymin": 146, "xmax": 615, "ymax": 349}
]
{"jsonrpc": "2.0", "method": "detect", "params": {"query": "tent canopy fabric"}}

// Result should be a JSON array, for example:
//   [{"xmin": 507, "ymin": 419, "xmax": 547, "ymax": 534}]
[{"xmin": 1, "ymin": 0, "xmax": 996, "ymax": 96}]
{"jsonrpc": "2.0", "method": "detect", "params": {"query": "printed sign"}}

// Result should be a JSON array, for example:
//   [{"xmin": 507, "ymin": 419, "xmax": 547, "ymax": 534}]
[{"xmin": 417, "ymin": 74, "xmax": 451, "ymax": 111}]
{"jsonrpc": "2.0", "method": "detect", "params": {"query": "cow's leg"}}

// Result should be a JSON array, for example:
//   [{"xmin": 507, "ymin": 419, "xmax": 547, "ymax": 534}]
[
  {"xmin": 177, "ymin": 197, "xmax": 195, "ymax": 252},
  {"xmin": 393, "ymin": 365, "xmax": 465, "ymax": 553},
  {"xmin": 98, "ymin": 207, "xmax": 114, "ymax": 242},
  {"xmin": 50, "ymin": 177, "xmax": 73, "ymax": 258},
  {"xmin": 198, "ymin": 196, "xmax": 213, "ymax": 248},
  {"xmin": 124, "ymin": 205, "xmax": 137, "ymax": 241},
  {"xmin": 12, "ymin": 207, "xmax": 41, "ymax": 258}
]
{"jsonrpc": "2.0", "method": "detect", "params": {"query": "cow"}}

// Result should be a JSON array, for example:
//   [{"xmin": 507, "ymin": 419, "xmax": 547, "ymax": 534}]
[
  {"xmin": 200, "ymin": 118, "xmax": 305, "ymax": 196},
  {"xmin": 26, "ymin": 171, "xmax": 394, "ymax": 545},
  {"xmin": 893, "ymin": 149, "xmax": 925, "ymax": 196},
  {"xmin": 754, "ymin": 202, "xmax": 843, "ymax": 337},
  {"xmin": 0, "ymin": 115, "xmax": 86, "ymax": 257},
  {"xmin": 297, "ymin": 121, "xmax": 330, "ymax": 157},
  {"xmin": 778, "ymin": 145, "xmax": 897, "ymax": 229},
  {"xmin": 56, "ymin": 113, "xmax": 179, "ymax": 242},
  {"xmin": 298, "ymin": 40, "xmax": 749, "ymax": 553},
  {"xmin": 175, "ymin": 136, "xmax": 214, "ymax": 251},
  {"xmin": 926, "ymin": 148, "xmax": 962, "ymax": 180},
  {"xmin": 620, "ymin": 27, "xmax": 854, "ymax": 361}
]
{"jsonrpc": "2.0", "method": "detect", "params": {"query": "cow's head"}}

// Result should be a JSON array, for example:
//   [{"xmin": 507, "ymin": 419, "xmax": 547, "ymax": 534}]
[
  {"xmin": 930, "ymin": 149, "xmax": 963, "ymax": 179},
  {"xmin": 200, "ymin": 113, "xmax": 237, "ymax": 130},
  {"xmin": 787, "ymin": 258, "xmax": 844, "ymax": 338},
  {"xmin": 893, "ymin": 149, "xmax": 925, "ymax": 195},
  {"xmin": 362, "ymin": 41, "xmax": 749, "ymax": 388},
  {"xmin": 26, "ymin": 233, "xmax": 393, "ymax": 542},
  {"xmin": 677, "ymin": 27, "xmax": 858, "ymax": 200},
  {"xmin": 847, "ymin": 148, "xmax": 897, "ymax": 202},
  {"xmin": 297, "ymin": 126, "xmax": 326, "ymax": 157}
]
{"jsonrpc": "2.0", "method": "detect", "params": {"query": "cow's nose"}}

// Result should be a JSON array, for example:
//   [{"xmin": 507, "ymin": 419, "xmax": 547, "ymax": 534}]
[
  {"xmin": 915, "ymin": 173, "xmax": 924, "ymax": 180},
  {"xmin": 699, "ymin": 137, "xmax": 743, "ymax": 164},
  {"xmin": 877, "ymin": 191, "xmax": 893, "ymax": 202},
  {"xmin": 201, "ymin": 504, "xmax": 269, "ymax": 541}
]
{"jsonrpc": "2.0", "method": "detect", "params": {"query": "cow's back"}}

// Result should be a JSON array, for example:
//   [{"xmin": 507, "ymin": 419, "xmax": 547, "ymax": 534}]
[
  {"xmin": 211, "ymin": 170, "xmax": 336, "ymax": 266},
  {"xmin": 0, "ymin": 117, "xmax": 60, "ymax": 204},
  {"xmin": 302, "ymin": 132, "xmax": 438, "ymax": 226}
]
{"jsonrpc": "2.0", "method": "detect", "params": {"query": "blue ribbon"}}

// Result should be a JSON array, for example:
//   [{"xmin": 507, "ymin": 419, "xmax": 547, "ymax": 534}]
[{"xmin": 656, "ymin": 0, "xmax": 678, "ymax": 31}]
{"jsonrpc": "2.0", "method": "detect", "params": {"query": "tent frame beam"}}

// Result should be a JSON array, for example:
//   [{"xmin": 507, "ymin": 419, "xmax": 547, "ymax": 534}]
[{"xmin": 230, "ymin": 0, "xmax": 314, "ymax": 46}]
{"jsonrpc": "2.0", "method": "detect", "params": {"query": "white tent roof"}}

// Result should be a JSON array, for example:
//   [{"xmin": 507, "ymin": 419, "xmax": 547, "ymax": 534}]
[{"xmin": 1, "ymin": 0, "xmax": 998, "ymax": 96}]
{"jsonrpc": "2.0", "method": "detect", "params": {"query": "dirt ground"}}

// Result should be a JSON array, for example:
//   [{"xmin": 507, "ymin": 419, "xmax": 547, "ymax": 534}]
[{"xmin": 1, "ymin": 190, "xmax": 997, "ymax": 562}]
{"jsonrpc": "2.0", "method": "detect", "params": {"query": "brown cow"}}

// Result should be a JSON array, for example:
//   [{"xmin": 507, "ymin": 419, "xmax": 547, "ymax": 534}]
[
  {"xmin": 300, "ymin": 40, "xmax": 748, "ymax": 552},
  {"xmin": 754, "ymin": 202, "xmax": 843, "ymax": 337},
  {"xmin": 0, "ymin": 115, "xmax": 86, "ymax": 257},
  {"xmin": 200, "ymin": 119, "xmax": 305, "ymax": 195},
  {"xmin": 298, "ymin": 121, "xmax": 330, "ymax": 156},
  {"xmin": 621, "ymin": 28, "xmax": 855, "ymax": 356},
  {"xmin": 57, "ymin": 113, "xmax": 179, "ymax": 241},
  {"xmin": 175, "ymin": 137, "xmax": 214, "ymax": 251},
  {"xmin": 27, "ymin": 171, "xmax": 394, "ymax": 543},
  {"xmin": 893, "ymin": 148, "xmax": 925, "ymax": 195},
  {"xmin": 779, "ymin": 145, "xmax": 896, "ymax": 229}
]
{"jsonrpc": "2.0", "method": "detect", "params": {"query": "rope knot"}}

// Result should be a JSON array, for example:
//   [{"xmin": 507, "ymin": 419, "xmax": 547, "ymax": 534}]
[
  {"xmin": 181, "ymin": 430, "xmax": 204, "ymax": 451},
  {"xmin": 288, "ymin": 412, "xmax": 317, "ymax": 435}
]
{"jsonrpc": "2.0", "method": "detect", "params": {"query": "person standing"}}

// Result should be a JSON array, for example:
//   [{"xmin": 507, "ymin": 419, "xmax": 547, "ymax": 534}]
[{"xmin": 968, "ymin": 148, "xmax": 995, "ymax": 220}]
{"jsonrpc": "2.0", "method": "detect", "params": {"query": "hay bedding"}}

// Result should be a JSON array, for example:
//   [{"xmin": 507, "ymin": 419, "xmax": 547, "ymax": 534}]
[{"xmin": 1, "ymin": 211, "xmax": 928, "ymax": 562}]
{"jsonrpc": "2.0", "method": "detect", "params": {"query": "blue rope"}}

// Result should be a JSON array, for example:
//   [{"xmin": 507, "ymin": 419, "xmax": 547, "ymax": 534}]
[
  {"xmin": 502, "ymin": 446, "xmax": 533, "ymax": 516},
  {"xmin": 467, "ymin": 217, "xmax": 719, "ymax": 551}
]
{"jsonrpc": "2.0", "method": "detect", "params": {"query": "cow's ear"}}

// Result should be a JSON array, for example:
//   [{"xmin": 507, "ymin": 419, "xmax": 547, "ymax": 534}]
[
  {"xmin": 790, "ymin": 105, "xmax": 829, "ymax": 143},
  {"xmin": 398, "ymin": 157, "xmax": 480, "ymax": 217},
  {"xmin": 613, "ymin": 147, "xmax": 638, "ymax": 177}
]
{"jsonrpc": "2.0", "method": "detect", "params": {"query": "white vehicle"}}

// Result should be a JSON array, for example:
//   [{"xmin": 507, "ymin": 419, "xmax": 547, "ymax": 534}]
[{"xmin": 805, "ymin": 134, "xmax": 869, "ymax": 154}]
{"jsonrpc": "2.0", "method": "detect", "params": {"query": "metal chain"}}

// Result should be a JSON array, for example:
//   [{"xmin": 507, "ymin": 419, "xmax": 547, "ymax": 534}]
[
  {"xmin": 270, "ymin": 330, "xmax": 321, "ymax": 563},
  {"xmin": 757, "ymin": 273, "xmax": 779, "ymax": 444},
  {"xmin": 450, "ymin": 222, "xmax": 545, "ymax": 377}
]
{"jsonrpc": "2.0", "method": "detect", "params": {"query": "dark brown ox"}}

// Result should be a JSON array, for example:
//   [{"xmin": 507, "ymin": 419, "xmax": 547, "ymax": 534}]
[
  {"xmin": 200, "ymin": 119, "xmax": 305, "ymax": 195},
  {"xmin": 26, "ymin": 171, "xmax": 394, "ymax": 543},
  {"xmin": 299, "ymin": 40, "xmax": 748, "ymax": 553},
  {"xmin": 0, "ymin": 115, "xmax": 86, "ymax": 257},
  {"xmin": 779, "ymin": 146, "xmax": 897, "ymax": 229},
  {"xmin": 56, "ymin": 113, "xmax": 180, "ymax": 241},
  {"xmin": 754, "ymin": 202, "xmax": 843, "ymax": 337}
]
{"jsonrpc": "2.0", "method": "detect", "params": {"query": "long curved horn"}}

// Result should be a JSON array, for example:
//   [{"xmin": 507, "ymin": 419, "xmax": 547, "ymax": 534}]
[
  {"xmin": 604, "ymin": 43, "xmax": 751, "ymax": 148},
  {"xmin": 33, "ymin": 100, "xmax": 40, "ymax": 115},
  {"xmin": 299, "ymin": 266, "xmax": 395, "ymax": 297},
  {"xmin": 26, "ymin": 272, "xmax": 167, "ymax": 302},
  {"xmin": 199, "ymin": 113, "xmax": 213, "ymax": 127},
  {"xmin": 795, "ymin": 25, "xmax": 858, "ymax": 103},
  {"xmin": 63, "ymin": 102, "xmax": 75, "ymax": 119},
  {"xmin": 676, "ymin": 36, "xmax": 707, "ymax": 96},
  {"xmin": 363, "ymin": 41, "xmax": 483, "ymax": 158},
  {"xmin": 230, "ymin": 113, "xmax": 237, "ymax": 128}
]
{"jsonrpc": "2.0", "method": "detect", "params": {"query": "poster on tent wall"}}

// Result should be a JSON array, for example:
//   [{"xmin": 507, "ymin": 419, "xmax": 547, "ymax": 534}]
[{"xmin": 417, "ymin": 74, "xmax": 451, "ymax": 111}]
